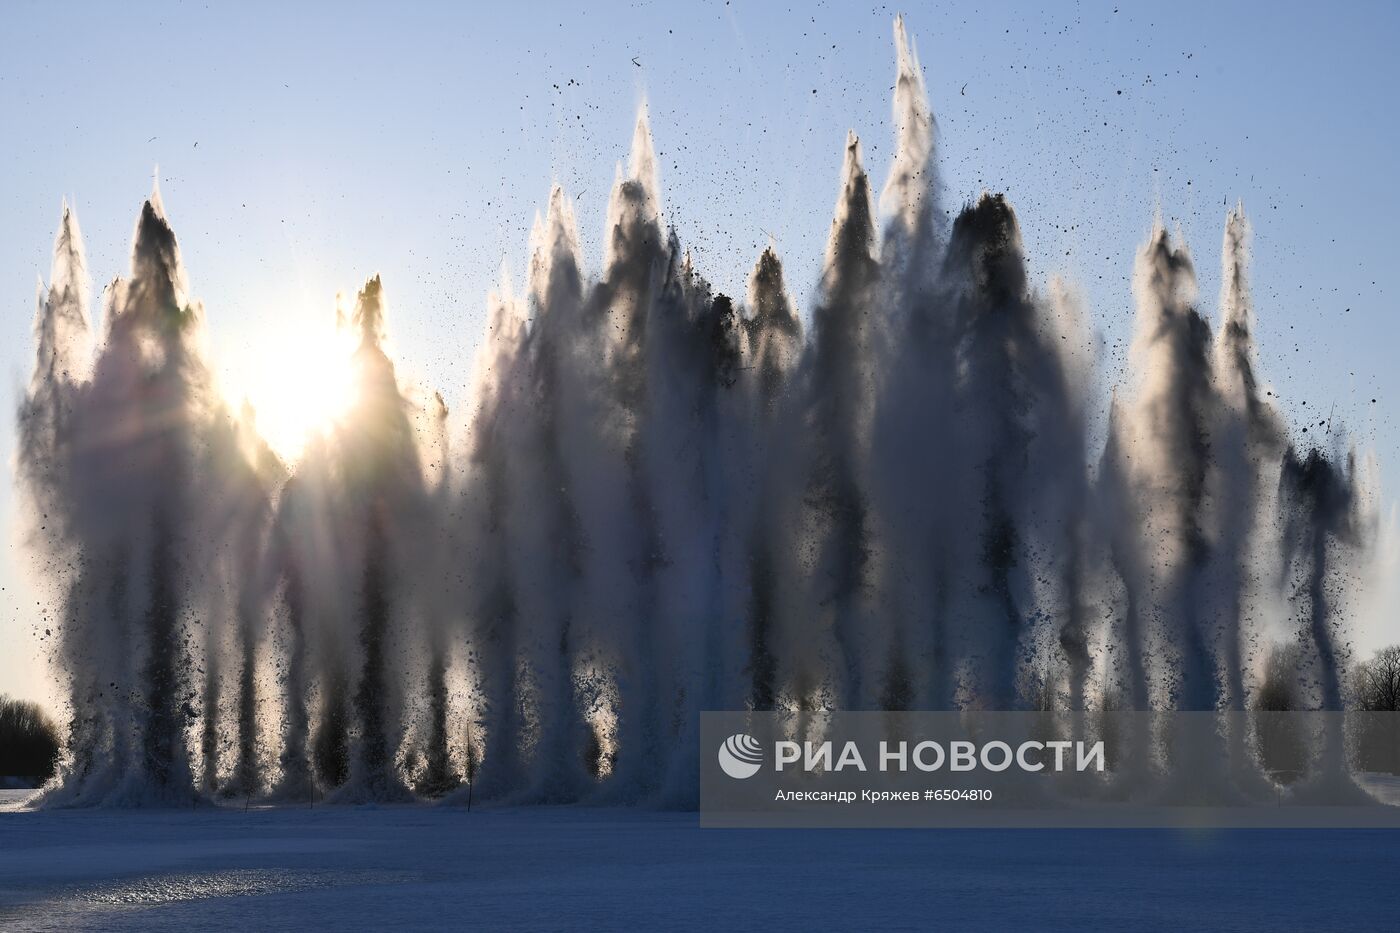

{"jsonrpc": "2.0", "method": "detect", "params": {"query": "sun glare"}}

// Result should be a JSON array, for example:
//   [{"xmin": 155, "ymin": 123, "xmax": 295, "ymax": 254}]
[{"xmin": 233, "ymin": 322, "xmax": 356, "ymax": 464}]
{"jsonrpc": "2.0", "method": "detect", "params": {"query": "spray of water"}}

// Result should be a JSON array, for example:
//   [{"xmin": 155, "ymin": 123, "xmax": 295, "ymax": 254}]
[{"xmin": 22, "ymin": 17, "xmax": 1377, "ymax": 807}]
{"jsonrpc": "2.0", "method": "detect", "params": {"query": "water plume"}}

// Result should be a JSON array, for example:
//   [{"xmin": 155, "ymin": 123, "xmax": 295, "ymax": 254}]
[
  {"xmin": 740, "ymin": 247, "xmax": 802, "ymax": 711},
  {"xmin": 794, "ymin": 131, "xmax": 879, "ymax": 713},
  {"xmin": 880, "ymin": 14, "xmax": 938, "ymax": 255},
  {"xmin": 1102, "ymin": 225, "xmax": 1219, "ymax": 710},
  {"xmin": 332, "ymin": 277, "xmax": 422, "ymax": 803},
  {"xmin": 201, "ymin": 403, "xmax": 282, "ymax": 799},
  {"xmin": 1211, "ymin": 205, "xmax": 1286, "ymax": 713},
  {"xmin": 941, "ymin": 193, "xmax": 1090, "ymax": 711},
  {"xmin": 574, "ymin": 106, "xmax": 674, "ymax": 800},
  {"xmin": 456, "ymin": 273, "xmax": 528, "ymax": 799},
  {"xmin": 1279, "ymin": 446, "xmax": 1366, "ymax": 713},
  {"xmin": 414, "ymin": 390, "xmax": 456, "ymax": 799},
  {"xmin": 34, "ymin": 188, "xmax": 234, "ymax": 806},
  {"xmin": 20, "ymin": 202, "xmax": 91, "ymax": 499},
  {"xmin": 20, "ymin": 16, "xmax": 1381, "ymax": 809},
  {"xmin": 19, "ymin": 203, "xmax": 93, "ymax": 792}
]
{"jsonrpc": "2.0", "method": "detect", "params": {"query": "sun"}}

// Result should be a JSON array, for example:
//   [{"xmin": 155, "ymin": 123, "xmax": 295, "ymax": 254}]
[{"xmin": 231, "ymin": 320, "xmax": 356, "ymax": 463}]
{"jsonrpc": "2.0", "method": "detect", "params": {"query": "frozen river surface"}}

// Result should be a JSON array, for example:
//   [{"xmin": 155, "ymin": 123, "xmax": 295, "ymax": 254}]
[{"xmin": 3, "ymin": 789, "xmax": 1400, "ymax": 931}]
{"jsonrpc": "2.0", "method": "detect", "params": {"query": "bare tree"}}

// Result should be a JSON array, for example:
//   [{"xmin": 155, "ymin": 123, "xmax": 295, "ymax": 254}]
[
  {"xmin": 1350, "ymin": 646, "xmax": 1400, "ymax": 774},
  {"xmin": 1253, "ymin": 640, "xmax": 1307, "ymax": 781},
  {"xmin": 1254, "ymin": 640, "xmax": 1304, "ymax": 712},
  {"xmin": 0, "ymin": 694, "xmax": 60, "ymax": 780},
  {"xmin": 1352, "ymin": 645, "xmax": 1400, "ymax": 712}
]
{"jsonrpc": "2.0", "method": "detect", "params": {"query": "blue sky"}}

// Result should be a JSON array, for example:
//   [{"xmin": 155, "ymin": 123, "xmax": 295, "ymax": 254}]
[{"xmin": 2, "ymin": 0, "xmax": 1397, "ymax": 704}]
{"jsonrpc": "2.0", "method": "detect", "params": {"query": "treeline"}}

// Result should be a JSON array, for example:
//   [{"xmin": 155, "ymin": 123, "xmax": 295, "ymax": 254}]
[
  {"xmin": 1251, "ymin": 643, "xmax": 1400, "ymax": 777},
  {"xmin": 0, "ymin": 695, "xmax": 59, "ymax": 780},
  {"xmin": 1250, "ymin": 642, "xmax": 1400, "ymax": 712},
  {"xmin": 1352, "ymin": 645, "xmax": 1400, "ymax": 712}
]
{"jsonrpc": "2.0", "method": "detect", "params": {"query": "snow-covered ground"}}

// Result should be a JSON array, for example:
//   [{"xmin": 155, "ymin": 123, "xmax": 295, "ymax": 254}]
[{"xmin": 3, "ymin": 789, "xmax": 1400, "ymax": 931}]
